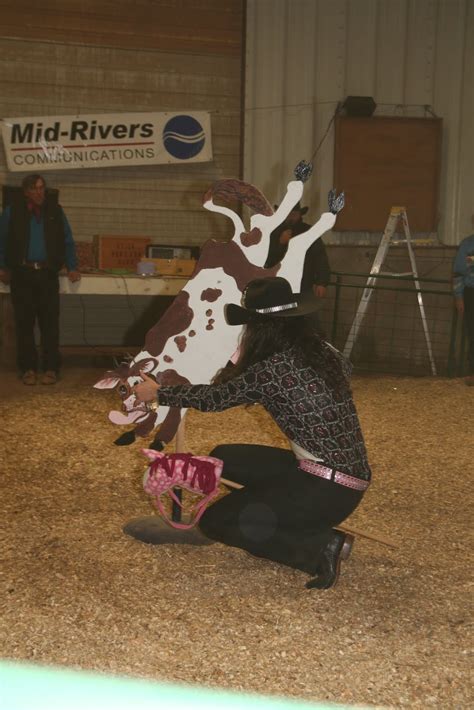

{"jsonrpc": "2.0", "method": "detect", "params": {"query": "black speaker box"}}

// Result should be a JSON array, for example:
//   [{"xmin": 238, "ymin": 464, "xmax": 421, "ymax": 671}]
[{"xmin": 342, "ymin": 96, "xmax": 376, "ymax": 117}]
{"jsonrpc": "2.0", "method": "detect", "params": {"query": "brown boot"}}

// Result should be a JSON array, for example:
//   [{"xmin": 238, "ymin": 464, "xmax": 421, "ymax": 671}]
[
  {"xmin": 41, "ymin": 370, "xmax": 57, "ymax": 385},
  {"xmin": 22, "ymin": 370, "xmax": 37, "ymax": 385}
]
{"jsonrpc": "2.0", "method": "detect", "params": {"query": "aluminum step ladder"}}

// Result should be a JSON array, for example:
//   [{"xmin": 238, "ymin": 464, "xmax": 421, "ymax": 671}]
[{"xmin": 343, "ymin": 206, "xmax": 437, "ymax": 375}]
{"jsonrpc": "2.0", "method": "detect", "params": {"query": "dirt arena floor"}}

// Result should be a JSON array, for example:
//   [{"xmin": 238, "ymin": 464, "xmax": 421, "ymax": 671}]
[{"xmin": 0, "ymin": 363, "xmax": 472, "ymax": 709}]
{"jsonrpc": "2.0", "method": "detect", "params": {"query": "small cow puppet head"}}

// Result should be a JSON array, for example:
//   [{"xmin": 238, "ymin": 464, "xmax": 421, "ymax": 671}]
[{"xmin": 94, "ymin": 178, "xmax": 344, "ymax": 449}]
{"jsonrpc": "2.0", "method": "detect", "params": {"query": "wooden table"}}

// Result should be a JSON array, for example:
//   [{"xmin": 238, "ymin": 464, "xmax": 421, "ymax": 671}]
[{"xmin": 0, "ymin": 273, "xmax": 188, "ymax": 364}]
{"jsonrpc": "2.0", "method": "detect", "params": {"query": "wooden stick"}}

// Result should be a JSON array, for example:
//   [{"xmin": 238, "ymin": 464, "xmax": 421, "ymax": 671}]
[
  {"xmin": 336, "ymin": 524, "xmax": 398, "ymax": 548},
  {"xmin": 220, "ymin": 477, "xmax": 242, "ymax": 490},
  {"xmin": 171, "ymin": 418, "xmax": 187, "ymax": 522},
  {"xmin": 220, "ymin": 477, "xmax": 398, "ymax": 548},
  {"xmin": 175, "ymin": 417, "xmax": 186, "ymax": 451}
]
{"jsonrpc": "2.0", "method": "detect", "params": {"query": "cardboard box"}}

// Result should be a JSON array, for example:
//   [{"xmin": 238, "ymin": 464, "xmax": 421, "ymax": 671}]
[
  {"xmin": 93, "ymin": 235, "xmax": 152, "ymax": 271},
  {"xmin": 141, "ymin": 257, "xmax": 197, "ymax": 277}
]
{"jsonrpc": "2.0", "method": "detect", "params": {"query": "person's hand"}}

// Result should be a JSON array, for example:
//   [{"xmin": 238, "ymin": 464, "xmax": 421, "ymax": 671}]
[
  {"xmin": 134, "ymin": 371, "xmax": 160, "ymax": 403},
  {"xmin": 0, "ymin": 269, "xmax": 10, "ymax": 286},
  {"xmin": 313, "ymin": 285, "xmax": 327, "ymax": 298},
  {"xmin": 67, "ymin": 270, "xmax": 81, "ymax": 283},
  {"xmin": 455, "ymin": 296, "xmax": 464, "ymax": 315}
]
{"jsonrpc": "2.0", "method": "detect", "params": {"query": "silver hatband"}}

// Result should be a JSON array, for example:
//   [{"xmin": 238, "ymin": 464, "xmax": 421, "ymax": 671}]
[{"xmin": 255, "ymin": 301, "xmax": 298, "ymax": 314}]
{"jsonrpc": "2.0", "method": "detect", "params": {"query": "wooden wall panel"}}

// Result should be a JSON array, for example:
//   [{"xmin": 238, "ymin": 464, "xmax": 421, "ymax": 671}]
[
  {"xmin": 0, "ymin": 0, "xmax": 242, "ymax": 55},
  {"xmin": 0, "ymin": 1, "xmax": 244, "ymax": 246},
  {"xmin": 334, "ymin": 116, "xmax": 442, "ymax": 232}
]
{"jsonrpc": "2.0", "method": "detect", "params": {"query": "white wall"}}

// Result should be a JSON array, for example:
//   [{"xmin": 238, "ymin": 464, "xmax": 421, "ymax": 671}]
[{"xmin": 244, "ymin": 0, "xmax": 474, "ymax": 245}]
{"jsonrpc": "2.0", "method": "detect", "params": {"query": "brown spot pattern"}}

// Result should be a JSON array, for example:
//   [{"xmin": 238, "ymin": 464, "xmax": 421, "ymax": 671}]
[
  {"xmin": 189, "ymin": 330, "xmax": 196, "ymax": 337},
  {"xmin": 204, "ymin": 179, "xmax": 273, "ymax": 216},
  {"xmin": 163, "ymin": 355, "xmax": 173, "ymax": 363},
  {"xmin": 240, "ymin": 227, "xmax": 262, "ymax": 247},
  {"xmin": 201, "ymin": 288, "xmax": 222, "ymax": 303},
  {"xmin": 144, "ymin": 291, "xmax": 193, "ymax": 357},
  {"xmin": 156, "ymin": 370, "xmax": 191, "ymax": 387},
  {"xmin": 157, "ymin": 407, "xmax": 183, "ymax": 444},
  {"xmin": 134, "ymin": 412, "xmax": 159, "ymax": 438},
  {"xmin": 193, "ymin": 239, "xmax": 279, "ymax": 292},
  {"xmin": 174, "ymin": 336, "xmax": 187, "ymax": 353}
]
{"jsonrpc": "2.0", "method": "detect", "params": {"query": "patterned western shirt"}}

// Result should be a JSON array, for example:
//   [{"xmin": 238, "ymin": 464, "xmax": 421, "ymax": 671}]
[{"xmin": 157, "ymin": 345, "xmax": 371, "ymax": 481}]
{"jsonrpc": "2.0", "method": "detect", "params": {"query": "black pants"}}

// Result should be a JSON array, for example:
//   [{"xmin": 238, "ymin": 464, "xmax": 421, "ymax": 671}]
[
  {"xmin": 10, "ymin": 267, "xmax": 61, "ymax": 374},
  {"xmin": 199, "ymin": 444, "xmax": 365, "ymax": 575},
  {"xmin": 464, "ymin": 286, "xmax": 474, "ymax": 374}
]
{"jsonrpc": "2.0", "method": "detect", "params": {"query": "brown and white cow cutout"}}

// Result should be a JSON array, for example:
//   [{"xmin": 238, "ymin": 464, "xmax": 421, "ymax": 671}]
[{"xmin": 94, "ymin": 178, "xmax": 341, "ymax": 449}]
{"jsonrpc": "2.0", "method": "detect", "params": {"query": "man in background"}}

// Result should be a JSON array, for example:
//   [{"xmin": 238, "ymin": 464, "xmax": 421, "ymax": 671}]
[
  {"xmin": 0, "ymin": 173, "xmax": 81, "ymax": 385},
  {"xmin": 265, "ymin": 201, "xmax": 331, "ymax": 333},
  {"xmin": 453, "ymin": 232, "xmax": 474, "ymax": 386}
]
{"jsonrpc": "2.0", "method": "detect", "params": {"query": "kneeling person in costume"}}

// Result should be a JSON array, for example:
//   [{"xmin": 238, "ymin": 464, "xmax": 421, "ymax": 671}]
[{"xmin": 133, "ymin": 277, "xmax": 371, "ymax": 590}]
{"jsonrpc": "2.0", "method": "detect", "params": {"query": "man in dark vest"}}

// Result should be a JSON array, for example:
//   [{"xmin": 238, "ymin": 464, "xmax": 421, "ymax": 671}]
[{"xmin": 0, "ymin": 173, "xmax": 81, "ymax": 385}]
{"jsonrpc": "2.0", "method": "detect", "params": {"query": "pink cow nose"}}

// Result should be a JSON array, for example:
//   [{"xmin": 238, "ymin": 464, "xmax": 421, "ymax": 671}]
[{"xmin": 121, "ymin": 392, "xmax": 139, "ymax": 413}]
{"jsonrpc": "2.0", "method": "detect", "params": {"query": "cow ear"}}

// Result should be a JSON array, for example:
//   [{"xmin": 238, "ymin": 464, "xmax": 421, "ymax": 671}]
[
  {"xmin": 94, "ymin": 376, "xmax": 120, "ymax": 390},
  {"xmin": 142, "ymin": 448, "xmax": 161, "ymax": 461}
]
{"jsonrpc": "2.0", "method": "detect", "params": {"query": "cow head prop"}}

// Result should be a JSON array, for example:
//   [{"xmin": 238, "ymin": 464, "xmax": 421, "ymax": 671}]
[{"xmin": 94, "ymin": 178, "xmax": 344, "ymax": 449}]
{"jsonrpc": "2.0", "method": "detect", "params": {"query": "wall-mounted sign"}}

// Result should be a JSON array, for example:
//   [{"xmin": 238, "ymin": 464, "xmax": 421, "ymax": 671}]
[{"xmin": 1, "ymin": 111, "xmax": 213, "ymax": 171}]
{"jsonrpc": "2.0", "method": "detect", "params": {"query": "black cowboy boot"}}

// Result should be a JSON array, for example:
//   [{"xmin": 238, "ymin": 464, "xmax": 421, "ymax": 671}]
[{"xmin": 306, "ymin": 530, "xmax": 354, "ymax": 590}]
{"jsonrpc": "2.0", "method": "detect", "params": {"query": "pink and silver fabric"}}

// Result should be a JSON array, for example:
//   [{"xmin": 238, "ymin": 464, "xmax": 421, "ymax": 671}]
[
  {"xmin": 298, "ymin": 459, "xmax": 369, "ymax": 491},
  {"xmin": 142, "ymin": 449, "xmax": 223, "ymax": 529}
]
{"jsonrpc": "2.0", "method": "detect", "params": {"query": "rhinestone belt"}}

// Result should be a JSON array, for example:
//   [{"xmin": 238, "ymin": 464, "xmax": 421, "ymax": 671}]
[{"xmin": 298, "ymin": 459, "xmax": 370, "ymax": 491}]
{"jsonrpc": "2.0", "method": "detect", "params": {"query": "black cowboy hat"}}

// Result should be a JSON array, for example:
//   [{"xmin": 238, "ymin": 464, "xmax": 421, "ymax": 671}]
[
  {"xmin": 273, "ymin": 200, "xmax": 308, "ymax": 216},
  {"xmin": 225, "ymin": 277, "xmax": 323, "ymax": 326}
]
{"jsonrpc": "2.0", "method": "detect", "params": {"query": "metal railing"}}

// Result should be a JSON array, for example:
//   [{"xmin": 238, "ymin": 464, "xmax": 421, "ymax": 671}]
[{"xmin": 323, "ymin": 272, "xmax": 468, "ymax": 376}]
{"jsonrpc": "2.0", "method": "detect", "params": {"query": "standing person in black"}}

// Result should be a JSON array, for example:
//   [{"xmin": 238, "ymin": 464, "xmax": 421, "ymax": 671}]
[
  {"xmin": 265, "ymin": 201, "xmax": 331, "ymax": 306},
  {"xmin": 132, "ymin": 277, "xmax": 371, "ymax": 590},
  {"xmin": 0, "ymin": 174, "xmax": 81, "ymax": 385}
]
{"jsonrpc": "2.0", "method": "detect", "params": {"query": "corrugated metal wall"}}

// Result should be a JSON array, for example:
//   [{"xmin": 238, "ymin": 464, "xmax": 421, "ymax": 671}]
[
  {"xmin": 244, "ymin": 0, "xmax": 474, "ymax": 245},
  {"xmin": 0, "ymin": 0, "xmax": 244, "ymax": 246}
]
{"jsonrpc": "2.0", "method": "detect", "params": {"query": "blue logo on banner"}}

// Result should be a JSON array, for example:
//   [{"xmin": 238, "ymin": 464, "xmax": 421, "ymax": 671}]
[{"xmin": 163, "ymin": 115, "xmax": 206, "ymax": 160}]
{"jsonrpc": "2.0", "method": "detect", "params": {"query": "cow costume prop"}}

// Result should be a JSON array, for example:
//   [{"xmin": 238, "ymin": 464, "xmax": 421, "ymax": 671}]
[{"xmin": 94, "ymin": 176, "xmax": 344, "ymax": 451}]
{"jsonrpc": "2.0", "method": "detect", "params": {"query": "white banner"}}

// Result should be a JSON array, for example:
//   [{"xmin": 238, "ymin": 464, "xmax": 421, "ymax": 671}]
[{"xmin": 1, "ymin": 111, "xmax": 213, "ymax": 171}]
